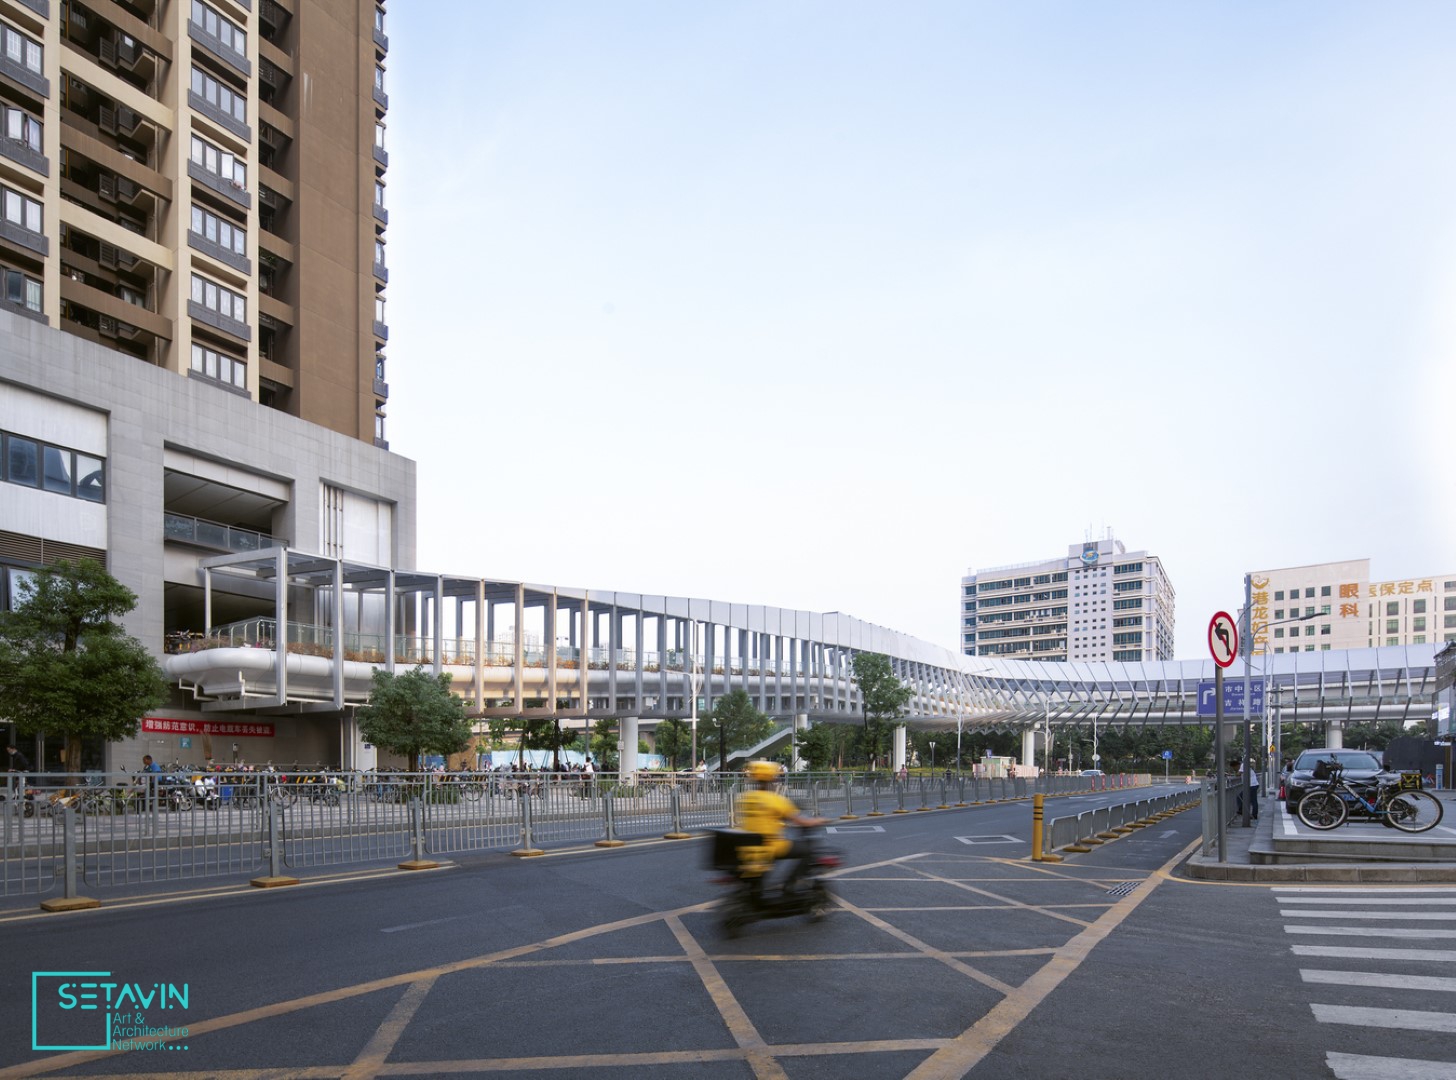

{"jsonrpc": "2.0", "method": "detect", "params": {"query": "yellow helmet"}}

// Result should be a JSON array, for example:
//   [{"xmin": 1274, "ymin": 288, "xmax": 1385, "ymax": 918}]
[{"xmin": 745, "ymin": 760, "xmax": 781, "ymax": 782}]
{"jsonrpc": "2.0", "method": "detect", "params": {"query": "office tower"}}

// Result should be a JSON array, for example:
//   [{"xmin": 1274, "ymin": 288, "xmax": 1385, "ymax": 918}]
[{"xmin": 961, "ymin": 535, "xmax": 1176, "ymax": 663}]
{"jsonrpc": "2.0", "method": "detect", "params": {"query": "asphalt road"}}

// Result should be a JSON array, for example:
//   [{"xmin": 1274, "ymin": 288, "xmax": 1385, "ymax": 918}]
[{"xmin": 2, "ymin": 785, "xmax": 1454, "ymax": 1079}]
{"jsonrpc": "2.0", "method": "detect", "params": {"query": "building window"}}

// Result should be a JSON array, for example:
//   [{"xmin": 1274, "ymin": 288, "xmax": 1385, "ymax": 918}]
[
  {"xmin": 1320, "ymin": 624, "xmax": 1330, "ymax": 635},
  {"xmin": 1445, "ymin": 615, "xmax": 1456, "ymax": 628},
  {"xmin": 1274, "ymin": 590, "xmax": 1284, "ymax": 601},
  {"xmin": 1413, "ymin": 599, "xmax": 1427, "ymax": 614},
  {"xmin": 1386, "ymin": 619, "xmax": 1399, "ymax": 634},
  {"xmin": 190, "ymin": 204, "xmax": 246, "ymax": 257},
  {"xmin": 374, "ymin": 295, "xmax": 385, "ymax": 323},
  {"xmin": 374, "ymin": 122, "xmax": 386, "ymax": 152},
  {"xmin": 1, "ymin": 22, "xmax": 42, "ymax": 75},
  {"xmin": 190, "ymin": 66, "xmax": 247, "ymax": 125},
  {"xmin": 374, "ymin": 180, "xmax": 385, "ymax": 210},
  {"xmin": 375, "ymin": 6, "xmax": 385, "ymax": 34},
  {"xmin": 1386, "ymin": 637, "xmax": 1399, "ymax": 646},
  {"xmin": 1274, "ymin": 628, "xmax": 1284, "ymax": 638},
  {"xmin": 190, "ymin": 0, "xmax": 246, "ymax": 59},
  {"xmin": 1321, "ymin": 585, "xmax": 1331, "ymax": 597},
  {"xmin": 1, "ymin": 431, "xmax": 104, "ymax": 501},
  {"xmin": 190, "ymin": 272, "xmax": 246, "ymax": 323},
  {"xmin": 1413, "ymin": 617, "xmax": 1426, "ymax": 633},
  {"xmin": 2, "ymin": 266, "xmax": 41, "ymax": 312},
  {"xmin": 190, "ymin": 134, "xmax": 246, "ymax": 189},
  {"xmin": 374, "ymin": 65, "xmax": 385, "ymax": 94},
  {"xmin": 190, "ymin": 342, "xmax": 246, "ymax": 389},
  {"xmin": 1387, "ymin": 601, "xmax": 1400, "ymax": 617},
  {"xmin": 374, "ymin": 413, "xmax": 386, "ymax": 441},
  {"xmin": 1, "ymin": 104, "xmax": 40, "ymax": 152},
  {"xmin": 1305, "ymin": 588, "xmax": 1315, "ymax": 598}
]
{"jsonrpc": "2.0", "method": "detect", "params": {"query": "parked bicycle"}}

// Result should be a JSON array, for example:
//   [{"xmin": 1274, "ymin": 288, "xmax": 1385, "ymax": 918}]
[{"xmin": 1296, "ymin": 760, "xmax": 1444, "ymax": 833}]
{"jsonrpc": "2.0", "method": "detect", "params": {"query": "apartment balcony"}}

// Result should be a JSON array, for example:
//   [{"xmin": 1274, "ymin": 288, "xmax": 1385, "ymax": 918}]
[
  {"xmin": 0, "ymin": 52, "xmax": 48, "ymax": 99},
  {"xmin": 0, "ymin": 218, "xmax": 47, "ymax": 258},
  {"xmin": 188, "ymin": 299, "xmax": 251, "ymax": 342},
  {"xmin": 16, "ymin": 0, "xmax": 50, "ymax": 18},
  {"xmin": 372, "ymin": 320, "xmax": 388, "ymax": 342},
  {"xmin": 373, "ymin": 203, "xmax": 388, "ymax": 225},
  {"xmin": 0, "ymin": 133, "xmax": 47, "ymax": 176},
  {"xmin": 373, "ymin": 143, "xmax": 388, "ymax": 168},
  {"xmin": 187, "ymin": 230, "xmax": 251, "ymax": 277},
  {"xmin": 188, "ymin": 22, "xmax": 252, "ymax": 78},
  {"xmin": 372, "ymin": 85, "xmax": 388, "ymax": 110},
  {"xmin": 187, "ymin": 160, "xmax": 250, "ymax": 209},
  {"xmin": 189, "ymin": 90, "xmax": 252, "ymax": 143},
  {"xmin": 373, "ymin": 260, "xmax": 387, "ymax": 283}
]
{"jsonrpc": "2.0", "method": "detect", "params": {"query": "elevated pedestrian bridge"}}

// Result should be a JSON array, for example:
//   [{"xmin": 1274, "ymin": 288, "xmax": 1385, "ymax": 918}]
[{"xmin": 164, "ymin": 547, "xmax": 1442, "ymax": 738}]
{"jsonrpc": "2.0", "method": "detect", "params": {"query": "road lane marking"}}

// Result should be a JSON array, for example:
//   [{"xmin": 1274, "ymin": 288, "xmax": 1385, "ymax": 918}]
[
  {"xmin": 1301, "ymin": 970, "xmax": 1456, "ymax": 993},
  {"xmin": 1278, "ymin": 897, "xmax": 1456, "ymax": 905},
  {"xmin": 1292, "ymin": 946, "xmax": 1456, "ymax": 962},
  {"xmin": 341, "ymin": 976, "xmax": 438, "ymax": 1079},
  {"xmin": 1286, "ymin": 926, "xmax": 1456, "ymax": 939},
  {"xmin": 380, "ymin": 916, "xmax": 464, "ymax": 933},
  {"xmin": 901, "ymin": 837, "xmax": 1201, "ymax": 1080},
  {"xmin": 1312, "ymin": 1004, "xmax": 1456, "ymax": 1034},
  {"xmin": 1327, "ymin": 1052, "xmax": 1456, "ymax": 1079},
  {"xmin": 663, "ymin": 913, "xmax": 788, "ymax": 1080},
  {"xmin": 1281, "ymin": 911, "xmax": 1456, "ymax": 920}
]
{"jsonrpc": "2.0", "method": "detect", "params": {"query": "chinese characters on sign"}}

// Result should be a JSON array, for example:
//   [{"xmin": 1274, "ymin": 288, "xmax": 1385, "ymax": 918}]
[{"xmin": 141, "ymin": 719, "xmax": 275, "ymax": 738}]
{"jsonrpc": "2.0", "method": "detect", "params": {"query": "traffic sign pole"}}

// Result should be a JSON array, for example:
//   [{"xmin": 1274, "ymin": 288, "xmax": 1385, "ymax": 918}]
[
  {"xmin": 1241, "ymin": 574, "xmax": 1253, "ymax": 831},
  {"xmin": 1215, "ymin": 664, "xmax": 1225, "ymax": 862},
  {"xmin": 1208, "ymin": 609, "xmax": 1238, "ymax": 863}
]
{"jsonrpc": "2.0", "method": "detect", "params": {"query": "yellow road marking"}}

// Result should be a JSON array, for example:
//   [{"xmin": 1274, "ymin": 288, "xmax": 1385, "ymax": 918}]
[
  {"xmin": 341, "ymin": 976, "xmax": 437, "ymax": 1079},
  {"xmin": 829, "ymin": 894, "xmax": 1016, "ymax": 996},
  {"xmin": 902, "ymin": 837, "xmax": 1202, "ymax": 1079}
]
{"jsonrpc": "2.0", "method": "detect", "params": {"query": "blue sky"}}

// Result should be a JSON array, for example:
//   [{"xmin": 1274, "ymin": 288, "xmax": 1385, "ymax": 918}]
[{"xmin": 383, "ymin": 1, "xmax": 1456, "ymax": 656}]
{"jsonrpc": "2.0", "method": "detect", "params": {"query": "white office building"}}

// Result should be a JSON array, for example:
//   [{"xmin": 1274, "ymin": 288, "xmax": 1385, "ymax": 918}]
[{"xmin": 961, "ymin": 535, "xmax": 1175, "ymax": 663}]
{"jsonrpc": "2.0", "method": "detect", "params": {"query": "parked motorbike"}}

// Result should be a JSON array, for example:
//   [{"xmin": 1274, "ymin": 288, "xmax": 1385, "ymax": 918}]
[{"xmin": 709, "ymin": 825, "xmax": 839, "ymax": 937}]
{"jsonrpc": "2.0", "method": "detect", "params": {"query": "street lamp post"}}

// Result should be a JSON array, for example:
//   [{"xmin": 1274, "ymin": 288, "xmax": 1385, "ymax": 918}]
[
  {"xmin": 929, "ymin": 740, "xmax": 936, "ymax": 774},
  {"xmin": 686, "ymin": 621, "xmax": 700, "ymax": 771}
]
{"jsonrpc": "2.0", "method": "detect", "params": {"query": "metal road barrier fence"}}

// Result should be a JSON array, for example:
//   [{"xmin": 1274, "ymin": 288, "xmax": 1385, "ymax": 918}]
[
  {"xmin": 1040, "ymin": 788, "xmax": 1201, "ymax": 858},
  {"xmin": 2, "ymin": 769, "xmax": 1150, "ymax": 901}
]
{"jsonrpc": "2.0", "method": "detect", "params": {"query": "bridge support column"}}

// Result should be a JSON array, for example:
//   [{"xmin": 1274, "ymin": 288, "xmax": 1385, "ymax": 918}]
[
  {"xmin": 792, "ymin": 714, "xmax": 808, "ymax": 771},
  {"xmin": 1022, "ymin": 729, "xmax": 1038, "ymax": 775},
  {"xmin": 1326, "ymin": 718, "xmax": 1343, "ymax": 749},
  {"xmin": 892, "ymin": 724, "xmax": 907, "ymax": 772},
  {"xmin": 619, "ymin": 716, "xmax": 639, "ymax": 781}
]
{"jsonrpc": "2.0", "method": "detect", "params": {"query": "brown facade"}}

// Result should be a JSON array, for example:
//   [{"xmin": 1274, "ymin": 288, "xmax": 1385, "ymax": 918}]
[{"xmin": 0, "ymin": 0, "xmax": 388, "ymax": 446}]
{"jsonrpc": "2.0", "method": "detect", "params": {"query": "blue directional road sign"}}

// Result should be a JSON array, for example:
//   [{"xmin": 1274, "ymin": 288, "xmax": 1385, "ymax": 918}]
[{"xmin": 1196, "ymin": 678, "xmax": 1265, "ymax": 717}]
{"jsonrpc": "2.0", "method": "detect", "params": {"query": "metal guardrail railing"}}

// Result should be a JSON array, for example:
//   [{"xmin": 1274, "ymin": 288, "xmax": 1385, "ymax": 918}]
[
  {"xmin": 1, "ymin": 770, "xmax": 1152, "ymax": 901},
  {"xmin": 1039, "ymin": 787, "xmax": 1201, "ymax": 858}
]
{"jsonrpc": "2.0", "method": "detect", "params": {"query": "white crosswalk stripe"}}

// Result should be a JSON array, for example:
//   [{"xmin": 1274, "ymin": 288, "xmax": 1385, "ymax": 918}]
[{"xmin": 1277, "ymin": 886, "xmax": 1456, "ymax": 1077}]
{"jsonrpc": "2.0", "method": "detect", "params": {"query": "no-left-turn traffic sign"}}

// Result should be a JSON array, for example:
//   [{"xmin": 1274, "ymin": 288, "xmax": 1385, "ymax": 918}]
[{"xmin": 1208, "ymin": 611, "xmax": 1238, "ymax": 668}]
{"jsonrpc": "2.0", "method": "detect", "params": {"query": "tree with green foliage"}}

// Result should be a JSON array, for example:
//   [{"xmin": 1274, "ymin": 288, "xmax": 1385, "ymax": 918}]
[
  {"xmin": 705, "ymin": 689, "xmax": 774, "ymax": 769},
  {"xmin": 798, "ymin": 721, "xmax": 858, "ymax": 771},
  {"xmin": 653, "ymin": 717, "xmax": 693, "ymax": 770},
  {"xmin": 0, "ymin": 559, "xmax": 168, "ymax": 775},
  {"xmin": 852, "ymin": 652, "xmax": 912, "ymax": 770},
  {"xmin": 590, "ymin": 717, "xmax": 618, "ymax": 771},
  {"xmin": 357, "ymin": 666, "xmax": 473, "ymax": 772}
]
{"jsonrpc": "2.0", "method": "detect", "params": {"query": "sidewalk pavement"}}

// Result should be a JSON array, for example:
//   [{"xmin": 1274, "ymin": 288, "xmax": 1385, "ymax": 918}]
[{"xmin": 1184, "ymin": 792, "xmax": 1456, "ymax": 883}]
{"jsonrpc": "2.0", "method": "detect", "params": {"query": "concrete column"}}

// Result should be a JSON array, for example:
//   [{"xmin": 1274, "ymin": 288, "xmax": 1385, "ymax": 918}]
[
  {"xmin": 620, "ymin": 716, "xmax": 639, "ymax": 780},
  {"xmin": 792, "ymin": 713, "xmax": 809, "ymax": 771},
  {"xmin": 1327, "ymin": 719, "xmax": 1343, "ymax": 749},
  {"xmin": 892, "ymin": 723, "xmax": 907, "ymax": 771},
  {"xmin": 1022, "ymin": 729, "xmax": 1037, "ymax": 773}
]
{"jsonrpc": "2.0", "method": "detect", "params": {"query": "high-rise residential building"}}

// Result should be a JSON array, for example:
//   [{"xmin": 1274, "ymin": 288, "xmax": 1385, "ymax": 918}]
[
  {"xmin": 0, "ymin": 0, "xmax": 390, "ymax": 445},
  {"xmin": 0, "ymin": 0, "xmax": 407, "ymax": 771},
  {"xmin": 1247, "ymin": 560, "xmax": 1456, "ymax": 654},
  {"xmin": 960, "ymin": 535, "xmax": 1176, "ymax": 663}
]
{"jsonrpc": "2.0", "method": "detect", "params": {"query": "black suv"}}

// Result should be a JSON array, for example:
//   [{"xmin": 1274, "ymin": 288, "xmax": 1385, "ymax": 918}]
[{"xmin": 1283, "ymin": 748, "xmax": 1392, "ymax": 812}]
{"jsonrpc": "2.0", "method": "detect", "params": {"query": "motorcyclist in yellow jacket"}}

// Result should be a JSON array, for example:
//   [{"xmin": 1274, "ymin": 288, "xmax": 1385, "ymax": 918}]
[{"xmin": 738, "ymin": 760, "xmax": 826, "ymax": 888}]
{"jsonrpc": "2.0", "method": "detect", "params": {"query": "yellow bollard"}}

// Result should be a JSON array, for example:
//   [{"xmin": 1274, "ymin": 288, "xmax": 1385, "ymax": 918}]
[{"xmin": 1032, "ymin": 793, "xmax": 1044, "ymax": 861}]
